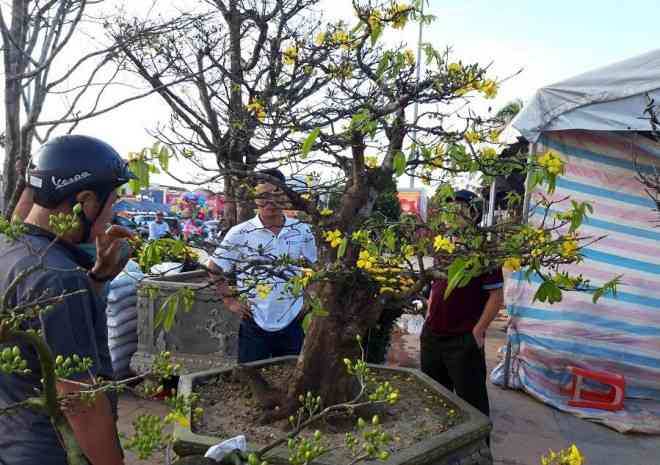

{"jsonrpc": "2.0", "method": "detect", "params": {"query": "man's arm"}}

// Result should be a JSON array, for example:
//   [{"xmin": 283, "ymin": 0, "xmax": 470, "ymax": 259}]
[
  {"xmin": 472, "ymin": 288, "xmax": 504, "ymax": 348},
  {"xmin": 57, "ymin": 378, "xmax": 123, "ymax": 465}
]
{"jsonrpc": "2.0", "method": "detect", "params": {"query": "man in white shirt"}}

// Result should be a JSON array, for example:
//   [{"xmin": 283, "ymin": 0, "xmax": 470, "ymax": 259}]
[
  {"xmin": 207, "ymin": 169, "xmax": 317, "ymax": 363},
  {"xmin": 148, "ymin": 211, "xmax": 170, "ymax": 240}
]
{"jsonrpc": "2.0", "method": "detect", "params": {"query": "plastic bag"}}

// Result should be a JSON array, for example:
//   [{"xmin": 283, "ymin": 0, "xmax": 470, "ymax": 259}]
[{"xmin": 204, "ymin": 435, "xmax": 247, "ymax": 462}]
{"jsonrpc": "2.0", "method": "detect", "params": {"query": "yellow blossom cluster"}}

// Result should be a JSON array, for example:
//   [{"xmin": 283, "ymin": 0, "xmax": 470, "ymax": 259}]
[
  {"xmin": 319, "ymin": 208, "xmax": 333, "ymax": 216},
  {"xmin": 315, "ymin": 32, "xmax": 326, "ymax": 46},
  {"xmin": 245, "ymin": 98, "xmax": 266, "ymax": 122},
  {"xmin": 502, "ymin": 257, "xmax": 521, "ymax": 272},
  {"xmin": 357, "ymin": 250, "xmax": 376, "ymax": 270},
  {"xmin": 387, "ymin": 3, "xmax": 411, "ymax": 29},
  {"xmin": 433, "ymin": 235, "xmax": 456, "ymax": 254},
  {"xmin": 481, "ymin": 147, "xmax": 498, "ymax": 160},
  {"xmin": 560, "ymin": 239, "xmax": 578, "ymax": 258},
  {"xmin": 332, "ymin": 30, "xmax": 352, "ymax": 50},
  {"xmin": 282, "ymin": 45, "xmax": 298, "ymax": 65},
  {"xmin": 403, "ymin": 48, "xmax": 415, "ymax": 66},
  {"xmin": 365, "ymin": 156, "xmax": 379, "ymax": 168},
  {"xmin": 256, "ymin": 283, "xmax": 273, "ymax": 300},
  {"xmin": 464, "ymin": 130, "xmax": 480, "ymax": 144},
  {"xmin": 324, "ymin": 229, "xmax": 343, "ymax": 248},
  {"xmin": 538, "ymin": 150, "xmax": 564, "ymax": 175},
  {"xmin": 541, "ymin": 444, "xmax": 584, "ymax": 465}
]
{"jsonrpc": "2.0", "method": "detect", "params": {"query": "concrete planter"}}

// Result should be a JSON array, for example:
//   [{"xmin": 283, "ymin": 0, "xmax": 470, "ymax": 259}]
[
  {"xmin": 173, "ymin": 356, "xmax": 493, "ymax": 465},
  {"xmin": 130, "ymin": 270, "xmax": 240, "ymax": 375}
]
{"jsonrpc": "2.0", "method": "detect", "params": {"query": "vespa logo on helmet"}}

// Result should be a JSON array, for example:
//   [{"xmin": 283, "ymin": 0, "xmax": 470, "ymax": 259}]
[{"xmin": 52, "ymin": 171, "xmax": 92, "ymax": 190}]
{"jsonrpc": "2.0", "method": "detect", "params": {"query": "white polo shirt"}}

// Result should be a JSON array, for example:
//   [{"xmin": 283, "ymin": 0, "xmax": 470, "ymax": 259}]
[
  {"xmin": 209, "ymin": 215, "xmax": 317, "ymax": 331},
  {"xmin": 148, "ymin": 221, "xmax": 170, "ymax": 240}
]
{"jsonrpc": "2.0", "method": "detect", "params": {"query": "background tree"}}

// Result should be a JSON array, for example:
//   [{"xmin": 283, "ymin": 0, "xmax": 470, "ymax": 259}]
[
  {"xmin": 0, "ymin": 0, "xmax": 191, "ymax": 218},
  {"xmin": 114, "ymin": 0, "xmax": 337, "ymax": 227}
]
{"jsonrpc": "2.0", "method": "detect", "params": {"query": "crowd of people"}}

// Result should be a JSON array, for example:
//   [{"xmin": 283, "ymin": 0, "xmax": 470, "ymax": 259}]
[{"xmin": 0, "ymin": 137, "xmax": 503, "ymax": 464}]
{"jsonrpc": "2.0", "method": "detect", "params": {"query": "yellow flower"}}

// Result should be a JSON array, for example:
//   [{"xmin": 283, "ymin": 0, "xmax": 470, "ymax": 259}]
[
  {"xmin": 561, "ymin": 240, "xmax": 578, "ymax": 258},
  {"xmin": 433, "ymin": 235, "xmax": 455, "ymax": 254},
  {"xmin": 324, "ymin": 229, "xmax": 343, "ymax": 248},
  {"xmin": 481, "ymin": 79, "xmax": 498, "ymax": 99},
  {"xmin": 365, "ymin": 156, "xmax": 379, "ymax": 168},
  {"xmin": 389, "ymin": 3, "xmax": 410, "ymax": 29},
  {"xmin": 448, "ymin": 62, "xmax": 462, "ymax": 74},
  {"xmin": 245, "ymin": 98, "xmax": 266, "ymax": 122},
  {"xmin": 256, "ymin": 284, "xmax": 273, "ymax": 300},
  {"xmin": 332, "ymin": 30, "xmax": 350, "ymax": 45},
  {"xmin": 320, "ymin": 208, "xmax": 333, "ymax": 216},
  {"xmin": 357, "ymin": 250, "xmax": 376, "ymax": 270},
  {"xmin": 538, "ymin": 150, "xmax": 564, "ymax": 175},
  {"xmin": 465, "ymin": 130, "xmax": 480, "ymax": 144},
  {"xmin": 403, "ymin": 48, "xmax": 415, "ymax": 66},
  {"xmin": 489, "ymin": 129, "xmax": 501, "ymax": 142},
  {"xmin": 283, "ymin": 46, "xmax": 298, "ymax": 66},
  {"xmin": 315, "ymin": 32, "xmax": 326, "ymax": 46},
  {"xmin": 481, "ymin": 147, "xmax": 498, "ymax": 159},
  {"xmin": 368, "ymin": 10, "xmax": 382, "ymax": 29},
  {"xmin": 503, "ymin": 257, "xmax": 521, "ymax": 272}
]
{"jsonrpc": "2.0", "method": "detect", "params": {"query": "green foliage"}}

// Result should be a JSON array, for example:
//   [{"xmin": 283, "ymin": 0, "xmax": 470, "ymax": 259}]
[
  {"xmin": 0, "ymin": 346, "xmax": 30, "ymax": 375},
  {"xmin": 345, "ymin": 415, "xmax": 393, "ymax": 461},
  {"xmin": 122, "ymin": 414, "xmax": 168, "ymax": 460},
  {"xmin": 0, "ymin": 217, "xmax": 26, "ymax": 241},
  {"xmin": 533, "ymin": 280, "xmax": 563, "ymax": 304},
  {"xmin": 592, "ymin": 275, "xmax": 623, "ymax": 304},
  {"xmin": 302, "ymin": 128, "xmax": 320, "ymax": 158},
  {"xmin": 155, "ymin": 287, "xmax": 195, "ymax": 332},
  {"xmin": 48, "ymin": 212, "xmax": 79, "ymax": 237},
  {"xmin": 287, "ymin": 430, "xmax": 327, "ymax": 465},
  {"xmin": 54, "ymin": 354, "xmax": 93, "ymax": 379},
  {"xmin": 393, "ymin": 151, "xmax": 406, "ymax": 177},
  {"xmin": 137, "ymin": 238, "xmax": 198, "ymax": 274}
]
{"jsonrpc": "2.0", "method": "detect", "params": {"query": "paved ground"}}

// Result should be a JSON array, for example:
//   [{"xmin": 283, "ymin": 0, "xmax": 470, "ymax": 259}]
[{"xmin": 117, "ymin": 317, "xmax": 660, "ymax": 464}]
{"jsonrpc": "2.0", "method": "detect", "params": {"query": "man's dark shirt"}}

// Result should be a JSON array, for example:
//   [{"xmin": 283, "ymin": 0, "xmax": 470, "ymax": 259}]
[
  {"xmin": 0, "ymin": 225, "xmax": 113, "ymax": 465},
  {"xmin": 425, "ymin": 269, "xmax": 504, "ymax": 336}
]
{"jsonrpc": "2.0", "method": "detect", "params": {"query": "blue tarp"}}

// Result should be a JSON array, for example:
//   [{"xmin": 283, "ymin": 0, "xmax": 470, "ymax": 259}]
[{"xmin": 113, "ymin": 199, "xmax": 171, "ymax": 213}]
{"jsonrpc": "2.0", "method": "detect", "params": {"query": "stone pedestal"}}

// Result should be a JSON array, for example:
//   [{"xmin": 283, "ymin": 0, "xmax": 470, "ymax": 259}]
[{"xmin": 130, "ymin": 271, "xmax": 240, "ymax": 375}]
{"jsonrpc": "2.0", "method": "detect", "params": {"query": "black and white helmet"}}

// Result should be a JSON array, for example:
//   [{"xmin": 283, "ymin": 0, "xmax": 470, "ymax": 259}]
[{"xmin": 27, "ymin": 135, "xmax": 136, "ymax": 208}]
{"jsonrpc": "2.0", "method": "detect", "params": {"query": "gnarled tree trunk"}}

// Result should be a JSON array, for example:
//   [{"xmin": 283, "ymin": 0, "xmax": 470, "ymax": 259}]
[{"xmin": 288, "ymin": 279, "xmax": 383, "ymax": 407}]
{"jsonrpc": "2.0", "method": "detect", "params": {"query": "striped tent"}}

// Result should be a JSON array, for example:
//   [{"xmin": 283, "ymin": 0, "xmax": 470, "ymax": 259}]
[{"xmin": 492, "ymin": 50, "xmax": 660, "ymax": 433}]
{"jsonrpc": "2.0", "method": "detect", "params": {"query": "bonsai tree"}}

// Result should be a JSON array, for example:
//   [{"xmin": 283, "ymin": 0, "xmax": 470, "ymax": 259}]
[{"xmin": 160, "ymin": 0, "xmax": 617, "ymax": 420}]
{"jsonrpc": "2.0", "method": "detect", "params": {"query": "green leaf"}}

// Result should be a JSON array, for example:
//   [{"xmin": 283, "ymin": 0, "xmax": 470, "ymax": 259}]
[
  {"xmin": 393, "ymin": 151, "xmax": 406, "ymax": 177},
  {"xmin": 337, "ymin": 237, "xmax": 348, "ymax": 259},
  {"xmin": 159, "ymin": 145, "xmax": 170, "ymax": 171},
  {"xmin": 302, "ymin": 128, "xmax": 320, "ymax": 157},
  {"xmin": 444, "ymin": 258, "xmax": 468, "ymax": 299},
  {"xmin": 370, "ymin": 21, "xmax": 383, "ymax": 45},
  {"xmin": 533, "ymin": 281, "xmax": 562, "ymax": 304},
  {"xmin": 302, "ymin": 313, "xmax": 313, "ymax": 334},
  {"xmin": 592, "ymin": 275, "xmax": 622, "ymax": 303}
]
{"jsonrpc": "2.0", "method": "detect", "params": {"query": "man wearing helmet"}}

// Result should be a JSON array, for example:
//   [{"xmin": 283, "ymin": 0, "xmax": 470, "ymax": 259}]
[
  {"xmin": 420, "ymin": 190, "xmax": 504, "ymax": 423},
  {"xmin": 0, "ymin": 135, "xmax": 135, "ymax": 465}
]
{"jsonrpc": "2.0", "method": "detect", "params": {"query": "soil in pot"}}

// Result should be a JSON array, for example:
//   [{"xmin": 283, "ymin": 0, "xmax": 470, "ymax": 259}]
[{"xmin": 193, "ymin": 362, "xmax": 463, "ymax": 463}]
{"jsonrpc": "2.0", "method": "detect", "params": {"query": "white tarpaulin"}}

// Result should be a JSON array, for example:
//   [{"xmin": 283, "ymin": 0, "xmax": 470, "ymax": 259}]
[{"xmin": 513, "ymin": 49, "xmax": 660, "ymax": 142}]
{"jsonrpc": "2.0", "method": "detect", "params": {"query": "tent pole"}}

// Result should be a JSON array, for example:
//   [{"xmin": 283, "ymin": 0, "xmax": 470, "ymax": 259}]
[
  {"xmin": 503, "ymin": 141, "xmax": 536, "ymax": 390},
  {"xmin": 487, "ymin": 178, "xmax": 497, "ymax": 226},
  {"xmin": 521, "ymin": 143, "xmax": 537, "ymax": 222}
]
